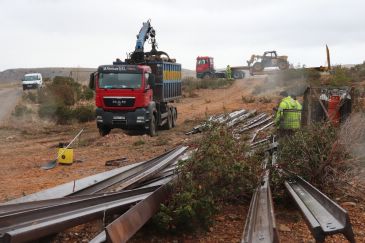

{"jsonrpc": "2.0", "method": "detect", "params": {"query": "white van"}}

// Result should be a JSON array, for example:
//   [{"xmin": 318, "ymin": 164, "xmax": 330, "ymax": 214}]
[{"xmin": 22, "ymin": 73, "xmax": 43, "ymax": 90}]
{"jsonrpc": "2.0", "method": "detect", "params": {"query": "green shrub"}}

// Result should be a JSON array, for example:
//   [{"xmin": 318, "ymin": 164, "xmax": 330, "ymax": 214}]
[
  {"xmin": 80, "ymin": 86, "xmax": 94, "ymax": 100},
  {"xmin": 49, "ymin": 83, "xmax": 76, "ymax": 106},
  {"xmin": 182, "ymin": 77, "xmax": 234, "ymax": 92},
  {"xmin": 38, "ymin": 102, "xmax": 58, "ymax": 118},
  {"xmin": 328, "ymin": 67, "xmax": 351, "ymax": 86},
  {"xmin": 152, "ymin": 124, "xmax": 261, "ymax": 233},
  {"xmin": 38, "ymin": 102, "xmax": 74, "ymax": 124},
  {"xmin": 275, "ymin": 123, "xmax": 351, "ymax": 197},
  {"xmin": 22, "ymin": 92, "xmax": 37, "ymax": 103},
  {"xmin": 74, "ymin": 105, "xmax": 95, "ymax": 122},
  {"xmin": 13, "ymin": 104, "xmax": 32, "ymax": 117},
  {"xmin": 55, "ymin": 105, "xmax": 74, "ymax": 124}
]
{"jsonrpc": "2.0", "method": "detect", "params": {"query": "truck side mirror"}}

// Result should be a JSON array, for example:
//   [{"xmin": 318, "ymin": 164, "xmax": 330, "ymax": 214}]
[
  {"xmin": 148, "ymin": 74, "xmax": 155, "ymax": 88},
  {"xmin": 89, "ymin": 72, "xmax": 96, "ymax": 90}
]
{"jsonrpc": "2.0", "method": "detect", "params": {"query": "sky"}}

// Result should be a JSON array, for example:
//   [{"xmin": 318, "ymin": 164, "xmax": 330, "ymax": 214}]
[{"xmin": 0, "ymin": 0, "xmax": 364, "ymax": 71}]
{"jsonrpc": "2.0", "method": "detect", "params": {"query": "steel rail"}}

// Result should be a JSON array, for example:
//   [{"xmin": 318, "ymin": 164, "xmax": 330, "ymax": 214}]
[
  {"xmin": 2, "ymin": 162, "xmax": 144, "ymax": 205},
  {"xmin": 89, "ymin": 176, "xmax": 176, "ymax": 243},
  {"xmin": 186, "ymin": 109, "xmax": 248, "ymax": 134},
  {"xmin": 250, "ymin": 121, "xmax": 274, "ymax": 143},
  {"xmin": 227, "ymin": 110, "xmax": 256, "ymax": 128},
  {"xmin": 242, "ymin": 170, "xmax": 279, "ymax": 243},
  {"xmin": 105, "ymin": 178, "xmax": 174, "ymax": 243},
  {"xmin": 0, "ymin": 186, "xmax": 158, "ymax": 228},
  {"xmin": 0, "ymin": 188, "xmax": 156, "ymax": 243},
  {"xmin": 238, "ymin": 116, "xmax": 272, "ymax": 134},
  {"xmin": 285, "ymin": 176, "xmax": 355, "ymax": 243},
  {"xmin": 239, "ymin": 113, "xmax": 267, "ymax": 128},
  {"xmin": 68, "ymin": 146, "xmax": 187, "ymax": 196}
]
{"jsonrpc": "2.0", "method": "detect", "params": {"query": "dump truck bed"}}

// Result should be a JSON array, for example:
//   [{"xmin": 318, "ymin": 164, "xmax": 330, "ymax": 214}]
[{"xmin": 148, "ymin": 61, "xmax": 182, "ymax": 102}]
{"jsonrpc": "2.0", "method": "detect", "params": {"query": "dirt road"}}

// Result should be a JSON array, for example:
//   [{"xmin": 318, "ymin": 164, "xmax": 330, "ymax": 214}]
[{"xmin": 0, "ymin": 87, "xmax": 21, "ymax": 124}]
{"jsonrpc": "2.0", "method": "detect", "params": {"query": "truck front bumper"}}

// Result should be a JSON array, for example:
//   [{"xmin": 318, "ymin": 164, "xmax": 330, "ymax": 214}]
[
  {"xmin": 96, "ymin": 108, "xmax": 149, "ymax": 129},
  {"xmin": 22, "ymin": 83, "xmax": 39, "ymax": 90}
]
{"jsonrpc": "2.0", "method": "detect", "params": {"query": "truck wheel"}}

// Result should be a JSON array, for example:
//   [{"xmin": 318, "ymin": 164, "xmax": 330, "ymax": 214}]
[
  {"xmin": 164, "ymin": 109, "xmax": 173, "ymax": 130},
  {"xmin": 172, "ymin": 108, "xmax": 177, "ymax": 127},
  {"xmin": 149, "ymin": 115, "xmax": 157, "ymax": 137},
  {"xmin": 253, "ymin": 62, "xmax": 264, "ymax": 72},
  {"xmin": 99, "ymin": 126, "xmax": 111, "ymax": 136},
  {"xmin": 278, "ymin": 61, "xmax": 289, "ymax": 70},
  {"xmin": 203, "ymin": 73, "xmax": 212, "ymax": 79},
  {"xmin": 233, "ymin": 71, "xmax": 245, "ymax": 79}
]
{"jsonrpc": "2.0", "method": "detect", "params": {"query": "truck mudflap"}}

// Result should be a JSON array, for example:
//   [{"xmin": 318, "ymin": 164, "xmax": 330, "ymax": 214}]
[{"xmin": 96, "ymin": 108, "xmax": 149, "ymax": 129}]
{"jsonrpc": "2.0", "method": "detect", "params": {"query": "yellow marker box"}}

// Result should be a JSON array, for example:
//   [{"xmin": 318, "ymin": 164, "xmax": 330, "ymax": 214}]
[{"xmin": 57, "ymin": 148, "xmax": 74, "ymax": 164}]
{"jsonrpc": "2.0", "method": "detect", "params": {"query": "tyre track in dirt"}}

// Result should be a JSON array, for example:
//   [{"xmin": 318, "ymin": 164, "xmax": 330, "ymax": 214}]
[{"xmin": 0, "ymin": 87, "xmax": 22, "ymax": 125}]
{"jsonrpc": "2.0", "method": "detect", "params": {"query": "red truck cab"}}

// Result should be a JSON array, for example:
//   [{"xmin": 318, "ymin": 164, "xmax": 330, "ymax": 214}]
[
  {"xmin": 196, "ymin": 56, "xmax": 215, "ymax": 79},
  {"xmin": 90, "ymin": 61, "xmax": 181, "ymax": 136}
]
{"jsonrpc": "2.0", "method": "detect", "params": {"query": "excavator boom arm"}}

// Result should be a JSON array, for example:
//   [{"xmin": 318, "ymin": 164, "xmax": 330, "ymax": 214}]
[{"xmin": 135, "ymin": 20, "xmax": 155, "ymax": 53}]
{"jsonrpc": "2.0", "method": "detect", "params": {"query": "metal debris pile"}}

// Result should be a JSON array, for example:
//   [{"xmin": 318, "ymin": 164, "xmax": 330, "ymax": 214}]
[
  {"xmin": 242, "ymin": 141, "xmax": 356, "ymax": 243},
  {"xmin": 0, "ymin": 146, "xmax": 190, "ymax": 243},
  {"xmin": 186, "ymin": 109, "xmax": 357, "ymax": 243},
  {"xmin": 186, "ymin": 109, "xmax": 274, "ymax": 147}
]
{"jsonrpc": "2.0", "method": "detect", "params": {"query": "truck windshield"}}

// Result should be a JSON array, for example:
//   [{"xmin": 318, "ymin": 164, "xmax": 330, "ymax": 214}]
[
  {"xmin": 99, "ymin": 73, "xmax": 142, "ymax": 89},
  {"xmin": 24, "ymin": 75, "xmax": 39, "ymax": 81}
]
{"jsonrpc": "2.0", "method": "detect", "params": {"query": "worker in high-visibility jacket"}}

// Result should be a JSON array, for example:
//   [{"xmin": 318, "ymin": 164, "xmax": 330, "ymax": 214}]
[
  {"xmin": 274, "ymin": 91, "xmax": 302, "ymax": 129},
  {"xmin": 226, "ymin": 65, "xmax": 232, "ymax": 80}
]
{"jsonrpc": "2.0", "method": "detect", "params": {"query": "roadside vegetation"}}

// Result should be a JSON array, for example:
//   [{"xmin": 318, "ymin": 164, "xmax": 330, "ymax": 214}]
[
  {"xmin": 272, "ymin": 115, "xmax": 365, "ymax": 202},
  {"xmin": 17, "ymin": 76, "xmax": 95, "ymax": 124},
  {"xmin": 152, "ymin": 124, "xmax": 262, "ymax": 234},
  {"xmin": 182, "ymin": 77, "xmax": 234, "ymax": 97}
]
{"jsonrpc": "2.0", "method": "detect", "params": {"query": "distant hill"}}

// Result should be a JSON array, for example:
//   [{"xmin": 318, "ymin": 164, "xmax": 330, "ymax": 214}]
[
  {"xmin": 0, "ymin": 67, "xmax": 95, "ymax": 85},
  {"xmin": 0, "ymin": 67, "xmax": 195, "ymax": 84}
]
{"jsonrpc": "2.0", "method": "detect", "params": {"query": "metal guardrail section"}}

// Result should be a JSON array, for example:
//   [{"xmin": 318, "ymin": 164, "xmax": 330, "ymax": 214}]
[
  {"xmin": 69, "ymin": 146, "xmax": 187, "ymax": 196},
  {"xmin": 242, "ymin": 170, "xmax": 279, "ymax": 243},
  {"xmin": 0, "ymin": 146, "xmax": 189, "ymax": 243},
  {"xmin": 186, "ymin": 109, "xmax": 249, "ymax": 135},
  {"xmin": 0, "ymin": 186, "xmax": 158, "ymax": 243},
  {"xmin": 2, "ymin": 162, "xmax": 144, "ymax": 204},
  {"xmin": 237, "ymin": 115, "xmax": 272, "ymax": 134},
  {"xmin": 106, "ymin": 180, "xmax": 173, "ymax": 243},
  {"xmin": 285, "ymin": 176, "xmax": 355, "ymax": 243},
  {"xmin": 89, "ymin": 178, "xmax": 175, "ymax": 243}
]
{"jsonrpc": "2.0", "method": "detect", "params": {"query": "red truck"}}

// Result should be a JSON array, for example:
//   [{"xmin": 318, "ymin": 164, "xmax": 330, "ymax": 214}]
[
  {"xmin": 89, "ymin": 20, "xmax": 181, "ymax": 136},
  {"xmin": 196, "ymin": 56, "xmax": 246, "ymax": 79}
]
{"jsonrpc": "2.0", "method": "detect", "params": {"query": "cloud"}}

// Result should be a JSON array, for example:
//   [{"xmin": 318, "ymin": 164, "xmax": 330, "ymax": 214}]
[{"xmin": 0, "ymin": 0, "xmax": 364, "ymax": 71}]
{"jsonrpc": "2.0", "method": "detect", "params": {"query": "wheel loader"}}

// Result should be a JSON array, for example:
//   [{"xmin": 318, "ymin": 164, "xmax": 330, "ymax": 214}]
[{"xmin": 247, "ymin": 51, "xmax": 289, "ymax": 72}]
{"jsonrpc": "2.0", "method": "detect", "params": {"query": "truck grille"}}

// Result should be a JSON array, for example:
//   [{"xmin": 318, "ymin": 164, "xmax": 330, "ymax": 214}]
[{"xmin": 103, "ymin": 97, "xmax": 135, "ymax": 107}]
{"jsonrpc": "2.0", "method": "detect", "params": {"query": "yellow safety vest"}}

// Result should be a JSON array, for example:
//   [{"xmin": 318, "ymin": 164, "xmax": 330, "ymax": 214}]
[{"xmin": 275, "ymin": 96, "xmax": 301, "ymax": 129}]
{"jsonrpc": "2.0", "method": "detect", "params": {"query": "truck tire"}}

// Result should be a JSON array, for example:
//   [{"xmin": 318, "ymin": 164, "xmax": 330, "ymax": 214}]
[
  {"xmin": 99, "ymin": 125, "xmax": 111, "ymax": 136},
  {"xmin": 278, "ymin": 61, "xmax": 289, "ymax": 70},
  {"xmin": 253, "ymin": 62, "xmax": 264, "ymax": 72},
  {"xmin": 149, "ymin": 115, "xmax": 157, "ymax": 137},
  {"xmin": 171, "ymin": 108, "xmax": 177, "ymax": 127},
  {"xmin": 164, "ymin": 109, "xmax": 173, "ymax": 130},
  {"xmin": 203, "ymin": 73, "xmax": 212, "ymax": 79},
  {"xmin": 233, "ymin": 71, "xmax": 245, "ymax": 79}
]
